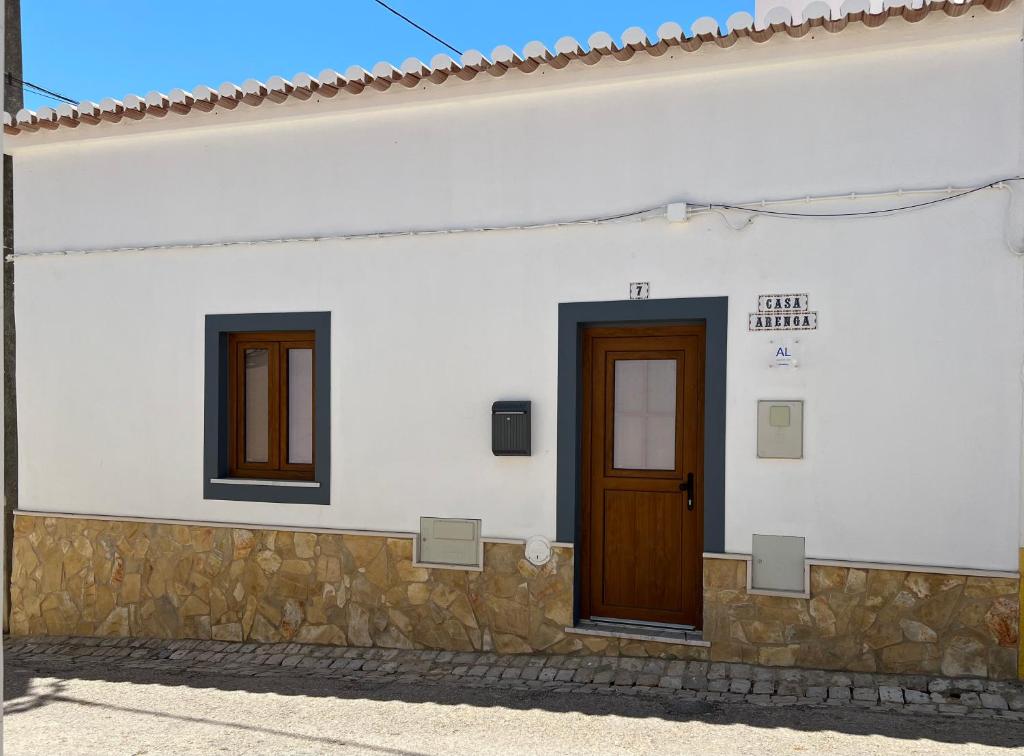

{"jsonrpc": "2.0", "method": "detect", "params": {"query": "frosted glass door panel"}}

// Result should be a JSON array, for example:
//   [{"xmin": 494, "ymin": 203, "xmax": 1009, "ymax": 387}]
[
  {"xmin": 288, "ymin": 348, "xmax": 314, "ymax": 464},
  {"xmin": 613, "ymin": 359, "xmax": 676, "ymax": 470},
  {"xmin": 244, "ymin": 349, "xmax": 269, "ymax": 463}
]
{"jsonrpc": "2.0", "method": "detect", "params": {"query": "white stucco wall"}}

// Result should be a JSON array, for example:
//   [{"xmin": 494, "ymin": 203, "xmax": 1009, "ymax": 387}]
[{"xmin": 9, "ymin": 11, "xmax": 1024, "ymax": 570}]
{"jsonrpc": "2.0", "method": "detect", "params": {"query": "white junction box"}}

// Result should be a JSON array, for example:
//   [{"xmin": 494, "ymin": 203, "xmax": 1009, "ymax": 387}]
[
  {"xmin": 751, "ymin": 534, "xmax": 807, "ymax": 594},
  {"xmin": 414, "ymin": 517, "xmax": 483, "ymax": 570},
  {"xmin": 757, "ymin": 400, "xmax": 804, "ymax": 459}
]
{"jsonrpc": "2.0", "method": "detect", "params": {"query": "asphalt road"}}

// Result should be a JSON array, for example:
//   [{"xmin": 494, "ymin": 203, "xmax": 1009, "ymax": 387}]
[{"xmin": 5, "ymin": 662, "xmax": 1024, "ymax": 755}]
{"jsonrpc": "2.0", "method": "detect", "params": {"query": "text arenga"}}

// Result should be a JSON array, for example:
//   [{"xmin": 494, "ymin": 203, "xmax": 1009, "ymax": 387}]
[{"xmin": 749, "ymin": 293, "xmax": 818, "ymax": 331}]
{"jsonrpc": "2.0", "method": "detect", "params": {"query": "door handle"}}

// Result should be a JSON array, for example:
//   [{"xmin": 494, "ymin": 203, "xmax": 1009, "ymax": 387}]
[{"xmin": 679, "ymin": 472, "xmax": 695, "ymax": 511}]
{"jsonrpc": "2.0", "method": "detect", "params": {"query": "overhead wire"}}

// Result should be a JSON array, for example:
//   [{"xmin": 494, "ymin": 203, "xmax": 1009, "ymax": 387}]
[
  {"xmin": 4, "ymin": 72, "xmax": 76, "ymax": 106},
  {"xmin": 370, "ymin": 0, "xmax": 463, "ymax": 56}
]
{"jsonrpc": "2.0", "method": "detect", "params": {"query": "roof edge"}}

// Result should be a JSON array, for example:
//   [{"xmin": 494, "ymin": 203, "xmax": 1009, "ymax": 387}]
[{"xmin": 4, "ymin": 0, "xmax": 1014, "ymax": 140}]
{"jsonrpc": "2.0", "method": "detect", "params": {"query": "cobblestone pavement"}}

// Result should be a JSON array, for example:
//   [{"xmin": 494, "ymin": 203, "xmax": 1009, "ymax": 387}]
[
  {"xmin": 6, "ymin": 636, "xmax": 1024, "ymax": 755},
  {"xmin": 7, "ymin": 635, "xmax": 1024, "ymax": 720}
]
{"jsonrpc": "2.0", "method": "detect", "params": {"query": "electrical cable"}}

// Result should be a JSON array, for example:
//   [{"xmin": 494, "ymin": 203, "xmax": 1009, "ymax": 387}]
[
  {"xmin": 4, "ymin": 73, "xmax": 76, "ymax": 106},
  {"xmin": 700, "ymin": 179, "xmax": 1016, "ymax": 219},
  {"xmin": 10, "ymin": 177, "xmax": 1024, "ymax": 260},
  {"xmin": 995, "ymin": 181, "xmax": 1024, "ymax": 256},
  {"xmin": 706, "ymin": 208, "xmax": 755, "ymax": 231},
  {"xmin": 370, "ymin": 0, "xmax": 462, "ymax": 56},
  {"xmin": 694, "ymin": 178, "xmax": 1024, "ymax": 251}
]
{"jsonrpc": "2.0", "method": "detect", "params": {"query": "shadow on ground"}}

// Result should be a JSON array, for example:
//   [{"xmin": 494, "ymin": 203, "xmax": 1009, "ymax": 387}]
[{"xmin": 5, "ymin": 657, "xmax": 1024, "ymax": 750}]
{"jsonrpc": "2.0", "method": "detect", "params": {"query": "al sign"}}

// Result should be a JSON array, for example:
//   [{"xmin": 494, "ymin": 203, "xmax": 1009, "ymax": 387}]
[{"xmin": 749, "ymin": 293, "xmax": 818, "ymax": 331}]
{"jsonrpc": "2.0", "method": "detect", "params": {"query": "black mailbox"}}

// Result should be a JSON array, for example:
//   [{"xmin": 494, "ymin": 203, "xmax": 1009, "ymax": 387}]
[{"xmin": 492, "ymin": 401, "xmax": 531, "ymax": 456}]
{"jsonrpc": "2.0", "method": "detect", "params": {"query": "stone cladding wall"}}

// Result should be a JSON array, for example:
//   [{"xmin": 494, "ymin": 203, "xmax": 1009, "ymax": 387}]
[
  {"xmin": 11, "ymin": 515, "xmax": 1018, "ymax": 677},
  {"xmin": 8, "ymin": 515, "xmax": 704, "ymax": 660},
  {"xmin": 703, "ymin": 557, "xmax": 1019, "ymax": 679}
]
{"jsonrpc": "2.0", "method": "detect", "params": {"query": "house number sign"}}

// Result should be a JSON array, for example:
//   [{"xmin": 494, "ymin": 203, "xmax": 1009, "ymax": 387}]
[
  {"xmin": 749, "ymin": 293, "xmax": 818, "ymax": 331},
  {"xmin": 630, "ymin": 282, "xmax": 650, "ymax": 300}
]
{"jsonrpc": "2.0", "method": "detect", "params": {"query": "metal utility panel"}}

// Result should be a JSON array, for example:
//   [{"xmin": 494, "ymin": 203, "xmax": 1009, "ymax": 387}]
[
  {"xmin": 752, "ymin": 534, "xmax": 806, "ymax": 593},
  {"xmin": 757, "ymin": 400, "xmax": 803, "ymax": 459},
  {"xmin": 416, "ymin": 517, "xmax": 482, "ymax": 569},
  {"xmin": 492, "ymin": 401, "xmax": 531, "ymax": 456}
]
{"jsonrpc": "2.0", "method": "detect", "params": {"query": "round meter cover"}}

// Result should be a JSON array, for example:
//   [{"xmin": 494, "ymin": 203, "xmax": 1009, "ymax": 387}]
[{"xmin": 524, "ymin": 535, "xmax": 552, "ymax": 566}]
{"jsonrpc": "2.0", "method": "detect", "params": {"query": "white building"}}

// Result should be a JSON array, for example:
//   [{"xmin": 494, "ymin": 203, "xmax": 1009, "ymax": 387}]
[{"xmin": 5, "ymin": 0, "xmax": 1021, "ymax": 679}]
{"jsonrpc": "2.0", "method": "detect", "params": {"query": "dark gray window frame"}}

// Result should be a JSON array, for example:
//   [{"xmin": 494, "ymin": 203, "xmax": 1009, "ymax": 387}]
[
  {"xmin": 204, "ymin": 312, "xmax": 331, "ymax": 505},
  {"xmin": 556, "ymin": 297, "xmax": 728, "ymax": 616}
]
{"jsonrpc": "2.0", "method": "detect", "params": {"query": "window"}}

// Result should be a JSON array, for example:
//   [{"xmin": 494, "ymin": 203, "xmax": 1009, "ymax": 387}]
[
  {"xmin": 228, "ymin": 331, "xmax": 315, "ymax": 480},
  {"xmin": 204, "ymin": 312, "xmax": 330, "ymax": 505},
  {"xmin": 613, "ymin": 359, "xmax": 677, "ymax": 470}
]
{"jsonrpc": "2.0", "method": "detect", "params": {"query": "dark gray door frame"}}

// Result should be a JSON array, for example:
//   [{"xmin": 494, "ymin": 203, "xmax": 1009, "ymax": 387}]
[{"xmin": 555, "ymin": 297, "xmax": 728, "ymax": 622}]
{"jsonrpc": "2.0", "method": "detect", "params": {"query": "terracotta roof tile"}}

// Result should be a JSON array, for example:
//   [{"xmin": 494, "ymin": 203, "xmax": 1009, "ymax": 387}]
[{"xmin": 4, "ymin": 0, "xmax": 1012, "ymax": 138}]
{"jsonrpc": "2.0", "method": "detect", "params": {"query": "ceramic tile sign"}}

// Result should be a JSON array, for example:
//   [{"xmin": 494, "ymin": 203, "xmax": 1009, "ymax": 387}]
[
  {"xmin": 749, "ymin": 293, "xmax": 818, "ymax": 331},
  {"xmin": 629, "ymin": 282, "xmax": 650, "ymax": 300}
]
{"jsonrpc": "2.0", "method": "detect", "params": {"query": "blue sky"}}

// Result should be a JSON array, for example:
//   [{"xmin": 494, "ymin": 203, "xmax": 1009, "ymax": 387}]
[{"xmin": 21, "ymin": 1, "xmax": 752, "ymax": 110}]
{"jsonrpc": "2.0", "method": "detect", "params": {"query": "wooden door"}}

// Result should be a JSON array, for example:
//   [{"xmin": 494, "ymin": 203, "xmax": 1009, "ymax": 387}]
[{"xmin": 581, "ymin": 325, "xmax": 705, "ymax": 627}]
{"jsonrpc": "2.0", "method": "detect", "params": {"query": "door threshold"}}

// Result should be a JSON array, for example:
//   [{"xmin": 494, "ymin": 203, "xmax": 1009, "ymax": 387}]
[
  {"xmin": 590, "ymin": 616, "xmax": 695, "ymax": 632},
  {"xmin": 565, "ymin": 619, "xmax": 710, "ymax": 648}
]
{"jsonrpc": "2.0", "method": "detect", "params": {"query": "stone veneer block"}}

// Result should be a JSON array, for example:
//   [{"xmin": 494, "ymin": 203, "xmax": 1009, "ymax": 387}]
[
  {"xmin": 703, "ymin": 557, "xmax": 1020, "ymax": 680},
  {"xmin": 9, "ymin": 515, "xmax": 1020, "ymax": 678},
  {"xmin": 9, "ymin": 515, "xmax": 710, "ymax": 661}
]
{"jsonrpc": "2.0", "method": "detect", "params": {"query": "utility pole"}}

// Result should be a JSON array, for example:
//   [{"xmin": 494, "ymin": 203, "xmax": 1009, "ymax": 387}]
[
  {"xmin": 3, "ymin": 0, "xmax": 21, "ymax": 634},
  {"xmin": 1, "ymin": 2, "xmax": 7, "ymax": 716}
]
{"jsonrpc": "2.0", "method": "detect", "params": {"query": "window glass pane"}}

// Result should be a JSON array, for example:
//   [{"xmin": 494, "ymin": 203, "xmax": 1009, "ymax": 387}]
[
  {"xmin": 613, "ymin": 359, "xmax": 676, "ymax": 470},
  {"xmin": 244, "ymin": 348, "xmax": 269, "ymax": 463},
  {"xmin": 288, "ymin": 348, "xmax": 314, "ymax": 464}
]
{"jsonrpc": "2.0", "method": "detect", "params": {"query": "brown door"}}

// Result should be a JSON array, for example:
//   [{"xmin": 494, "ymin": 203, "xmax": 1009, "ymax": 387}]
[{"xmin": 581, "ymin": 325, "xmax": 704, "ymax": 627}]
